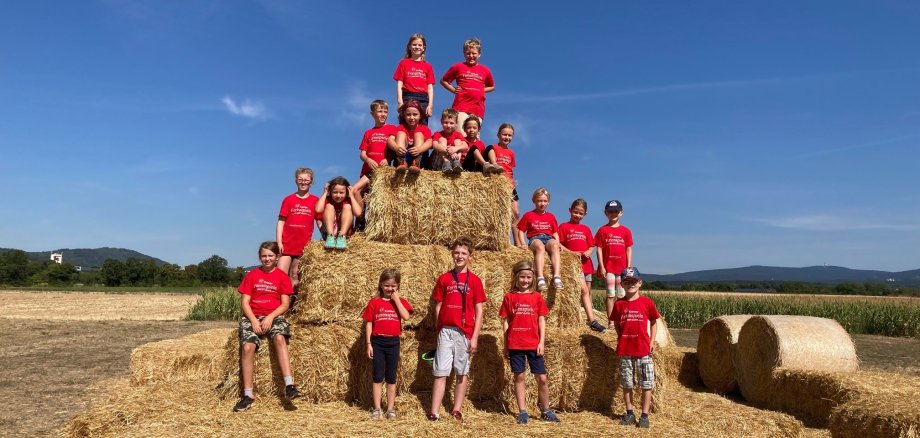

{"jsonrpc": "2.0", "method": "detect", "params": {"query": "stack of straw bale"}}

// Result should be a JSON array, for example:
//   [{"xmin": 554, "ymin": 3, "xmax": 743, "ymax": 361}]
[
  {"xmin": 696, "ymin": 315, "xmax": 751, "ymax": 394},
  {"xmin": 294, "ymin": 235, "xmax": 584, "ymax": 330},
  {"xmin": 364, "ymin": 167, "xmax": 514, "ymax": 251},
  {"xmin": 217, "ymin": 323, "xmax": 679, "ymax": 413},
  {"xmin": 129, "ymin": 328, "xmax": 236, "ymax": 385}
]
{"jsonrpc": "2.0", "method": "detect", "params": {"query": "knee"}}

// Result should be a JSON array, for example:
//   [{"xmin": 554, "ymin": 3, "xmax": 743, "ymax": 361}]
[
  {"xmin": 536, "ymin": 374, "xmax": 548, "ymax": 385},
  {"xmin": 514, "ymin": 373, "xmax": 526, "ymax": 383},
  {"xmin": 242, "ymin": 343, "xmax": 256, "ymax": 355}
]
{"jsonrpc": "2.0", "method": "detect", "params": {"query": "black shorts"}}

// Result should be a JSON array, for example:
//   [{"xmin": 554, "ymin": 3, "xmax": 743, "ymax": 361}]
[{"xmin": 509, "ymin": 349, "xmax": 546, "ymax": 374}]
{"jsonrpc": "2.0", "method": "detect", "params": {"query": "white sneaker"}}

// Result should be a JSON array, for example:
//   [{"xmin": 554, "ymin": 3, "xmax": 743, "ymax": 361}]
[
  {"xmin": 552, "ymin": 276, "xmax": 563, "ymax": 290},
  {"xmin": 536, "ymin": 277, "xmax": 548, "ymax": 292}
]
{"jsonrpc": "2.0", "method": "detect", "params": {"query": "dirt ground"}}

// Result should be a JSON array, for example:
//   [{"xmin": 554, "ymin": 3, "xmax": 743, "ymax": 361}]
[{"xmin": 2, "ymin": 291, "xmax": 919, "ymax": 436}]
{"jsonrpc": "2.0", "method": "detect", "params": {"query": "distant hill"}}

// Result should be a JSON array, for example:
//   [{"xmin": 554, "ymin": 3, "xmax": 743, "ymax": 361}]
[
  {"xmin": 0, "ymin": 247, "xmax": 168, "ymax": 269},
  {"xmin": 644, "ymin": 265, "xmax": 920, "ymax": 287}
]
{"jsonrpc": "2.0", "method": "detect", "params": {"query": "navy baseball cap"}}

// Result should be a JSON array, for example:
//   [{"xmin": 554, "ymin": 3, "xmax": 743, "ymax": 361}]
[
  {"xmin": 621, "ymin": 267, "xmax": 641, "ymax": 281},
  {"xmin": 605, "ymin": 200, "xmax": 623, "ymax": 212}
]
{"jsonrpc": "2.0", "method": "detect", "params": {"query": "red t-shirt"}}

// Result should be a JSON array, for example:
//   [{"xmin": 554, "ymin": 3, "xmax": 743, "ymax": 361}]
[
  {"xmin": 432, "ymin": 130, "xmax": 466, "ymax": 147},
  {"xmin": 361, "ymin": 296, "xmax": 414, "ymax": 337},
  {"xmin": 393, "ymin": 58, "xmax": 435, "ymax": 94},
  {"xmin": 516, "ymin": 210, "xmax": 559, "ymax": 239},
  {"xmin": 490, "ymin": 145, "xmax": 516, "ymax": 184},
  {"xmin": 499, "ymin": 292, "xmax": 549, "ymax": 350},
  {"xmin": 595, "ymin": 225, "xmax": 633, "ymax": 274},
  {"xmin": 393, "ymin": 124, "xmax": 433, "ymax": 150},
  {"xmin": 359, "ymin": 124, "xmax": 396, "ymax": 177},
  {"xmin": 612, "ymin": 295, "xmax": 660, "ymax": 357},
  {"xmin": 238, "ymin": 267, "xmax": 293, "ymax": 317},
  {"xmin": 559, "ymin": 222, "xmax": 595, "ymax": 275},
  {"xmin": 278, "ymin": 193, "xmax": 320, "ymax": 256},
  {"xmin": 431, "ymin": 270, "xmax": 487, "ymax": 339},
  {"xmin": 441, "ymin": 62, "xmax": 494, "ymax": 118}
]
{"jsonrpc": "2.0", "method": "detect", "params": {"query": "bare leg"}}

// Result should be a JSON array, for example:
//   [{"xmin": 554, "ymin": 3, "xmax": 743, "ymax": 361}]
[
  {"xmin": 323, "ymin": 205, "xmax": 337, "ymax": 236},
  {"xmin": 536, "ymin": 373, "xmax": 549, "ymax": 410},
  {"xmin": 452, "ymin": 374, "xmax": 469, "ymax": 413},
  {"xmin": 430, "ymin": 376, "xmax": 447, "ymax": 416},
  {"xmin": 289, "ymin": 257, "xmax": 300, "ymax": 290},
  {"xmin": 241, "ymin": 343, "xmax": 256, "ymax": 394},
  {"xmin": 513, "ymin": 372, "xmax": 527, "ymax": 411},
  {"xmin": 641, "ymin": 388, "xmax": 653, "ymax": 415},
  {"xmin": 530, "ymin": 240, "xmax": 547, "ymax": 279},
  {"xmin": 623, "ymin": 388, "xmax": 635, "ymax": 412},
  {"xmin": 372, "ymin": 382, "xmax": 383, "ymax": 411},
  {"xmin": 386, "ymin": 383, "xmax": 397, "ymax": 412},
  {"xmin": 547, "ymin": 240, "xmax": 562, "ymax": 277},
  {"xmin": 581, "ymin": 279, "xmax": 596, "ymax": 322},
  {"xmin": 272, "ymin": 335, "xmax": 293, "ymax": 378},
  {"xmin": 340, "ymin": 205, "xmax": 354, "ymax": 235},
  {"xmin": 353, "ymin": 175, "xmax": 370, "ymax": 193}
]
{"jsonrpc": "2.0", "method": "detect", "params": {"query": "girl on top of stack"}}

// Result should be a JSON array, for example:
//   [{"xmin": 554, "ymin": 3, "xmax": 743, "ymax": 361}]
[
  {"xmin": 315, "ymin": 176, "xmax": 363, "ymax": 250},
  {"xmin": 388, "ymin": 99, "xmax": 432, "ymax": 174},
  {"xmin": 558, "ymin": 199, "xmax": 605, "ymax": 332},
  {"xmin": 361, "ymin": 268, "xmax": 414, "ymax": 419},
  {"xmin": 233, "ymin": 241, "xmax": 300, "ymax": 412},
  {"xmin": 487, "ymin": 123, "xmax": 519, "ymax": 234},
  {"xmin": 516, "ymin": 187, "xmax": 563, "ymax": 292},
  {"xmin": 393, "ymin": 33, "xmax": 434, "ymax": 125},
  {"xmin": 499, "ymin": 260, "xmax": 560, "ymax": 424}
]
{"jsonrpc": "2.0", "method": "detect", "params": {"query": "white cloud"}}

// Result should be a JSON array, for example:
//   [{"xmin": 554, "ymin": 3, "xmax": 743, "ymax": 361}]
[
  {"xmin": 337, "ymin": 81, "xmax": 371, "ymax": 128},
  {"xmin": 221, "ymin": 96, "xmax": 269, "ymax": 120},
  {"xmin": 753, "ymin": 214, "xmax": 920, "ymax": 231},
  {"xmin": 320, "ymin": 165, "xmax": 345, "ymax": 176}
]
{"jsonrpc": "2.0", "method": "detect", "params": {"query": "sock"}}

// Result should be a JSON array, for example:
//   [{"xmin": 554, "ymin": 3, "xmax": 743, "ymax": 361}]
[
  {"xmin": 283, "ymin": 375, "xmax": 294, "ymax": 386},
  {"xmin": 626, "ymin": 409, "xmax": 634, "ymax": 417},
  {"xmin": 244, "ymin": 388, "xmax": 254, "ymax": 398},
  {"xmin": 641, "ymin": 413, "xmax": 649, "ymax": 418}
]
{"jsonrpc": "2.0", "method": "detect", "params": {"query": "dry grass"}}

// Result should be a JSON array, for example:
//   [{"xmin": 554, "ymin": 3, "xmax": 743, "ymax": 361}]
[
  {"xmin": 697, "ymin": 315, "xmax": 751, "ymax": 394},
  {"xmin": 364, "ymin": 167, "xmax": 514, "ymax": 251},
  {"xmin": 294, "ymin": 235, "xmax": 584, "ymax": 330},
  {"xmin": 130, "ymin": 328, "xmax": 236, "ymax": 385},
  {"xmin": 0, "ymin": 291, "xmax": 197, "ymax": 320}
]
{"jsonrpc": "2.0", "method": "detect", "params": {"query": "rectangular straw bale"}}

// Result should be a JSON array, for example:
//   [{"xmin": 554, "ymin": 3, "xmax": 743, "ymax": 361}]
[
  {"xmin": 830, "ymin": 392, "xmax": 920, "ymax": 438},
  {"xmin": 218, "ymin": 323, "xmax": 680, "ymax": 413},
  {"xmin": 130, "ymin": 328, "xmax": 236, "ymax": 385},
  {"xmin": 363, "ymin": 166, "xmax": 514, "ymax": 251},
  {"xmin": 294, "ymin": 234, "xmax": 584, "ymax": 329}
]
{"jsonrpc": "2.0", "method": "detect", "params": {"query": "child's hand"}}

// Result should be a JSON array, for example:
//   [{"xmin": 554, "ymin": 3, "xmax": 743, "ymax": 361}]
[
  {"xmin": 367, "ymin": 160, "xmax": 378, "ymax": 170},
  {"xmin": 468, "ymin": 337, "xmax": 478, "ymax": 354},
  {"xmin": 537, "ymin": 343, "xmax": 545, "ymax": 357},
  {"xmin": 259, "ymin": 317, "xmax": 274, "ymax": 334},
  {"xmin": 323, "ymin": 182, "xmax": 330, "ymax": 193},
  {"xmin": 649, "ymin": 344, "xmax": 655, "ymax": 355},
  {"xmin": 367, "ymin": 343, "xmax": 374, "ymax": 359},
  {"xmin": 250, "ymin": 317, "xmax": 263, "ymax": 335},
  {"xmin": 517, "ymin": 243, "xmax": 528, "ymax": 250},
  {"xmin": 426, "ymin": 105, "xmax": 433, "ymax": 117}
]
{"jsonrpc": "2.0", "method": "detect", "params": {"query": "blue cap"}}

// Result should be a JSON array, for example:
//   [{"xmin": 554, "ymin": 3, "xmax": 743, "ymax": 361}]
[
  {"xmin": 621, "ymin": 267, "xmax": 641, "ymax": 281},
  {"xmin": 605, "ymin": 200, "xmax": 623, "ymax": 212}
]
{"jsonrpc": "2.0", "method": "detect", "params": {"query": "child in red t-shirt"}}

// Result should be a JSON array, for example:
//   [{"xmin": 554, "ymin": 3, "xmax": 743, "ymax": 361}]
[
  {"xmin": 459, "ymin": 115, "xmax": 490, "ymax": 172},
  {"xmin": 353, "ymin": 100, "xmax": 395, "ymax": 195},
  {"xmin": 558, "ymin": 199, "xmax": 605, "ymax": 333},
  {"xmin": 485, "ymin": 123, "xmax": 519, "ymax": 228},
  {"xmin": 430, "ymin": 108, "xmax": 468, "ymax": 175},
  {"xmin": 500, "ymin": 260, "xmax": 560, "ymax": 424},
  {"xmin": 276, "ymin": 167, "xmax": 321, "ymax": 290},
  {"xmin": 428, "ymin": 237, "xmax": 486, "ymax": 422},
  {"xmin": 516, "ymin": 188, "xmax": 563, "ymax": 292},
  {"xmin": 388, "ymin": 100, "xmax": 432, "ymax": 174},
  {"xmin": 316, "ymin": 176, "xmax": 363, "ymax": 250},
  {"xmin": 233, "ymin": 241, "xmax": 300, "ymax": 412},
  {"xmin": 611, "ymin": 267, "xmax": 660, "ymax": 429},
  {"xmin": 595, "ymin": 199, "xmax": 633, "ymax": 328},
  {"xmin": 361, "ymin": 268, "xmax": 414, "ymax": 419},
  {"xmin": 440, "ymin": 38, "xmax": 495, "ymax": 133},
  {"xmin": 394, "ymin": 33, "xmax": 435, "ymax": 126}
]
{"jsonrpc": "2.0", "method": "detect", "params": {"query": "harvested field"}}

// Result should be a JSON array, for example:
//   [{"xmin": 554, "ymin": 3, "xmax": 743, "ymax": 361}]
[{"xmin": 0, "ymin": 291, "xmax": 197, "ymax": 320}]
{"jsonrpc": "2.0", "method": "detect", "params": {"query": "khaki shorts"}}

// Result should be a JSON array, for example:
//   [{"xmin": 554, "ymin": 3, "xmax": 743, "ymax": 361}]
[
  {"xmin": 433, "ymin": 326, "xmax": 471, "ymax": 377},
  {"xmin": 239, "ymin": 315, "xmax": 291, "ymax": 350}
]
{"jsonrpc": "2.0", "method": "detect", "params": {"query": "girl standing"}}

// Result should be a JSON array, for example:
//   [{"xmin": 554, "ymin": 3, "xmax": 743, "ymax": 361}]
[
  {"xmin": 393, "ymin": 33, "xmax": 435, "ymax": 125},
  {"xmin": 558, "ymin": 199, "xmax": 605, "ymax": 332}
]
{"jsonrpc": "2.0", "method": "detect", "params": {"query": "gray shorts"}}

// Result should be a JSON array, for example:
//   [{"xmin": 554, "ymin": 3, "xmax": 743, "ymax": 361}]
[
  {"xmin": 433, "ymin": 326, "xmax": 471, "ymax": 377},
  {"xmin": 239, "ymin": 316, "xmax": 290, "ymax": 351},
  {"xmin": 619, "ymin": 355, "xmax": 655, "ymax": 390}
]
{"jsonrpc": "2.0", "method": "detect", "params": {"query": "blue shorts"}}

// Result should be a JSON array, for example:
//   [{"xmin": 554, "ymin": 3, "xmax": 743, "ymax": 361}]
[
  {"xmin": 509, "ymin": 349, "xmax": 547, "ymax": 375},
  {"xmin": 529, "ymin": 234, "xmax": 554, "ymax": 246}
]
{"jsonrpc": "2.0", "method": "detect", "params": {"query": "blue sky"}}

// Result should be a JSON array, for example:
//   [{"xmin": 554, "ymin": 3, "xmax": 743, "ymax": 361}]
[{"xmin": 1, "ymin": 1, "xmax": 918, "ymax": 274}]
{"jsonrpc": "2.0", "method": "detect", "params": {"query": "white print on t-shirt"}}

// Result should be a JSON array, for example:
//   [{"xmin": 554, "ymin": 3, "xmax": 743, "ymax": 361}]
[
  {"xmin": 370, "ymin": 132, "xmax": 388, "ymax": 143},
  {"xmin": 253, "ymin": 279, "xmax": 279, "ymax": 293},
  {"xmin": 603, "ymin": 235, "xmax": 626, "ymax": 246},
  {"xmin": 374, "ymin": 307, "xmax": 399, "ymax": 323},
  {"xmin": 496, "ymin": 154, "xmax": 512, "ymax": 166},
  {"xmin": 406, "ymin": 69, "xmax": 428, "ymax": 80},
  {"xmin": 459, "ymin": 71, "xmax": 484, "ymax": 83},
  {"xmin": 290, "ymin": 204, "xmax": 314, "ymax": 218},
  {"xmin": 565, "ymin": 230, "xmax": 588, "ymax": 242}
]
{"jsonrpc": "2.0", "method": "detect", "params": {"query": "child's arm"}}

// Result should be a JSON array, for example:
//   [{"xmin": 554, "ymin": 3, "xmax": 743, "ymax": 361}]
[
  {"xmin": 391, "ymin": 290, "xmax": 412, "ymax": 320},
  {"xmin": 365, "ymin": 321, "xmax": 374, "ymax": 359},
  {"xmin": 314, "ymin": 185, "xmax": 329, "ymax": 213},
  {"xmin": 259, "ymin": 294, "xmax": 290, "ymax": 334},
  {"xmin": 396, "ymin": 80, "xmax": 405, "ymax": 107},
  {"xmin": 440, "ymin": 79, "xmax": 456, "ymax": 94},
  {"xmin": 426, "ymin": 83, "xmax": 434, "ymax": 117},
  {"xmin": 433, "ymin": 137, "xmax": 449, "ymax": 154},
  {"xmin": 431, "ymin": 301, "xmax": 442, "ymax": 329},
  {"xmin": 649, "ymin": 318, "xmax": 658, "ymax": 355},
  {"xmin": 388, "ymin": 133, "xmax": 407, "ymax": 155},
  {"xmin": 537, "ymin": 315, "xmax": 546, "ymax": 356},
  {"xmin": 241, "ymin": 294, "xmax": 262, "ymax": 334},
  {"xmin": 360, "ymin": 150, "xmax": 379, "ymax": 171},
  {"xmin": 449, "ymin": 138, "xmax": 469, "ymax": 157},
  {"xmin": 348, "ymin": 186, "xmax": 364, "ymax": 217},
  {"xmin": 626, "ymin": 246, "xmax": 633, "ymax": 269},
  {"xmin": 470, "ymin": 302, "xmax": 484, "ymax": 354},
  {"xmin": 501, "ymin": 317, "xmax": 510, "ymax": 358},
  {"xmin": 596, "ymin": 244, "xmax": 606, "ymax": 278},
  {"xmin": 275, "ymin": 217, "xmax": 286, "ymax": 255}
]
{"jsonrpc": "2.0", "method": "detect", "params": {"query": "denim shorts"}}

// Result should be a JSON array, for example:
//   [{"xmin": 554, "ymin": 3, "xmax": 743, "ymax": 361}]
[{"xmin": 529, "ymin": 234, "xmax": 554, "ymax": 245}]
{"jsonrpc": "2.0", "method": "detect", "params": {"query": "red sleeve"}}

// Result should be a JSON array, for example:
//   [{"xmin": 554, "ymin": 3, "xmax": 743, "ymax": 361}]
[
  {"xmin": 441, "ymin": 64, "xmax": 458, "ymax": 83},
  {"xmin": 432, "ymin": 276, "xmax": 445, "ymax": 302},
  {"xmin": 647, "ymin": 299, "xmax": 661, "ymax": 320},
  {"xmin": 472, "ymin": 276, "xmax": 487, "ymax": 304},
  {"xmin": 277, "ymin": 273, "xmax": 293, "ymax": 295},
  {"xmin": 586, "ymin": 225, "xmax": 595, "ymax": 247},
  {"xmin": 311, "ymin": 195, "xmax": 322, "ymax": 220},
  {"xmin": 426, "ymin": 62, "xmax": 435, "ymax": 85},
  {"xmin": 392, "ymin": 60, "xmax": 404, "ymax": 82},
  {"xmin": 498, "ymin": 294, "xmax": 511, "ymax": 319},
  {"xmin": 484, "ymin": 67, "xmax": 494, "ymax": 87},
  {"xmin": 238, "ymin": 271, "xmax": 252, "ymax": 295},
  {"xmin": 401, "ymin": 298, "xmax": 415, "ymax": 314},
  {"xmin": 361, "ymin": 299, "xmax": 376, "ymax": 322},
  {"xmin": 516, "ymin": 212, "xmax": 529, "ymax": 232},
  {"xmin": 538, "ymin": 294, "xmax": 549, "ymax": 316},
  {"xmin": 626, "ymin": 228, "xmax": 634, "ymax": 247},
  {"xmin": 359, "ymin": 130, "xmax": 371, "ymax": 151},
  {"xmin": 278, "ymin": 196, "xmax": 291, "ymax": 218},
  {"xmin": 420, "ymin": 125, "xmax": 432, "ymax": 140},
  {"xmin": 594, "ymin": 228, "xmax": 603, "ymax": 246},
  {"xmin": 432, "ymin": 131, "xmax": 443, "ymax": 141},
  {"xmin": 550, "ymin": 214, "xmax": 559, "ymax": 234}
]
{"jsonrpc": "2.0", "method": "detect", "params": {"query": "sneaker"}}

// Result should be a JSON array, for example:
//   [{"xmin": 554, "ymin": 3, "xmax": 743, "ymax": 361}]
[
  {"xmin": 386, "ymin": 410, "xmax": 397, "ymax": 419},
  {"xmin": 451, "ymin": 410, "xmax": 463, "ymax": 423},
  {"xmin": 335, "ymin": 235, "xmax": 347, "ymax": 250},
  {"xmin": 450, "ymin": 160, "xmax": 462, "ymax": 173},
  {"xmin": 620, "ymin": 412, "xmax": 637, "ymax": 426},
  {"xmin": 371, "ymin": 408, "xmax": 381, "ymax": 419},
  {"xmin": 395, "ymin": 162, "xmax": 408, "ymax": 173},
  {"xmin": 233, "ymin": 396, "xmax": 255, "ymax": 412},
  {"xmin": 516, "ymin": 411, "xmax": 529, "ymax": 424},
  {"xmin": 408, "ymin": 164, "xmax": 421, "ymax": 174},
  {"xmin": 324, "ymin": 235, "xmax": 336, "ymax": 249},
  {"xmin": 552, "ymin": 276, "xmax": 564, "ymax": 290},
  {"xmin": 589, "ymin": 320, "xmax": 606, "ymax": 333},
  {"xmin": 536, "ymin": 277, "xmax": 548, "ymax": 292},
  {"xmin": 540, "ymin": 408, "xmax": 560, "ymax": 423},
  {"xmin": 284, "ymin": 384, "xmax": 301, "ymax": 400},
  {"xmin": 485, "ymin": 163, "xmax": 503, "ymax": 174},
  {"xmin": 426, "ymin": 413, "xmax": 439, "ymax": 421},
  {"xmin": 637, "ymin": 415, "xmax": 650, "ymax": 428}
]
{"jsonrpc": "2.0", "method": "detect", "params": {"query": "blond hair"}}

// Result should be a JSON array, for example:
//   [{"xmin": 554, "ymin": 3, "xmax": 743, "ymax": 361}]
[
  {"xmin": 532, "ymin": 187, "xmax": 551, "ymax": 202},
  {"xmin": 463, "ymin": 38, "xmax": 482, "ymax": 53},
  {"xmin": 405, "ymin": 33, "xmax": 427, "ymax": 59},
  {"xmin": 370, "ymin": 99, "xmax": 388, "ymax": 112},
  {"xmin": 441, "ymin": 108, "xmax": 459, "ymax": 121},
  {"xmin": 294, "ymin": 167, "xmax": 313, "ymax": 179},
  {"xmin": 510, "ymin": 260, "xmax": 535, "ymax": 291}
]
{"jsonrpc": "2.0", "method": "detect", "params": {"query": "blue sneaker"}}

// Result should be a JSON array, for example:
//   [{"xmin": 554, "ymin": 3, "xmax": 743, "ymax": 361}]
[
  {"xmin": 335, "ymin": 235, "xmax": 347, "ymax": 250},
  {"xmin": 516, "ymin": 411, "xmax": 529, "ymax": 424},
  {"xmin": 540, "ymin": 408, "xmax": 560, "ymax": 423},
  {"xmin": 324, "ymin": 235, "xmax": 335, "ymax": 249}
]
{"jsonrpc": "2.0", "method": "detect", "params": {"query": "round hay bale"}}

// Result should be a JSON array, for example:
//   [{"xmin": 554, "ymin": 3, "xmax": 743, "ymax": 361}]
[
  {"xmin": 697, "ymin": 315, "xmax": 752, "ymax": 394},
  {"xmin": 653, "ymin": 317, "xmax": 674, "ymax": 349},
  {"xmin": 734, "ymin": 315, "xmax": 858, "ymax": 407}
]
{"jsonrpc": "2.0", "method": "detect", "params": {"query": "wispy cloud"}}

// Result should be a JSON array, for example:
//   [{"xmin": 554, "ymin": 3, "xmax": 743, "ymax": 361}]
[
  {"xmin": 793, "ymin": 133, "xmax": 920, "ymax": 159},
  {"xmin": 337, "ymin": 81, "xmax": 371, "ymax": 128},
  {"xmin": 221, "ymin": 96, "xmax": 269, "ymax": 120},
  {"xmin": 753, "ymin": 214, "xmax": 920, "ymax": 231},
  {"xmin": 320, "ymin": 165, "xmax": 345, "ymax": 176}
]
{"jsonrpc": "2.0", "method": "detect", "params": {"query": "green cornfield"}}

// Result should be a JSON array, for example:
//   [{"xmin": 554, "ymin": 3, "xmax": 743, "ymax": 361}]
[
  {"xmin": 593, "ymin": 291, "xmax": 920, "ymax": 338},
  {"xmin": 186, "ymin": 287, "xmax": 241, "ymax": 320}
]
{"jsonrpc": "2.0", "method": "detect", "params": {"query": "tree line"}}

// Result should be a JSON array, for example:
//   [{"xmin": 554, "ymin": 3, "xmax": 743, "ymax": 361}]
[{"xmin": 0, "ymin": 250, "xmax": 244, "ymax": 287}]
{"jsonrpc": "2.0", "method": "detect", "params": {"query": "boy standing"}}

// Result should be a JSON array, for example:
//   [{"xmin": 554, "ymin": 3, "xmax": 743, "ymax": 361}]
[
  {"xmin": 353, "ymin": 100, "xmax": 395, "ymax": 194},
  {"xmin": 595, "ymin": 200, "xmax": 633, "ymax": 328},
  {"xmin": 428, "ymin": 237, "xmax": 487, "ymax": 422},
  {"xmin": 440, "ymin": 38, "xmax": 495, "ymax": 133},
  {"xmin": 430, "ymin": 108, "xmax": 469, "ymax": 174},
  {"xmin": 611, "ymin": 267, "xmax": 659, "ymax": 429}
]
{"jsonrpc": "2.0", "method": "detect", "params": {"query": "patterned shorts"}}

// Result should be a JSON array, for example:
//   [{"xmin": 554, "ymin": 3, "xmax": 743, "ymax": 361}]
[
  {"xmin": 619, "ymin": 355, "xmax": 655, "ymax": 389},
  {"xmin": 239, "ymin": 315, "xmax": 291, "ymax": 350}
]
